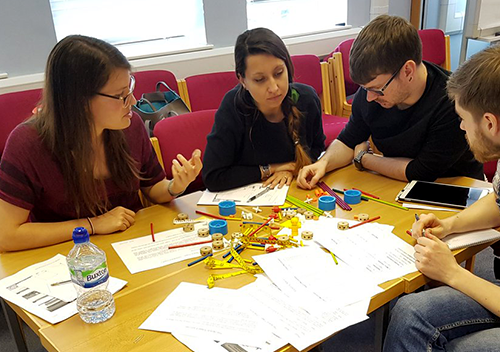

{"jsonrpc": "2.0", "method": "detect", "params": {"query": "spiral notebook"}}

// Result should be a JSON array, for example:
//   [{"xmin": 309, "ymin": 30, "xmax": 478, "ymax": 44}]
[{"xmin": 443, "ymin": 228, "xmax": 500, "ymax": 250}]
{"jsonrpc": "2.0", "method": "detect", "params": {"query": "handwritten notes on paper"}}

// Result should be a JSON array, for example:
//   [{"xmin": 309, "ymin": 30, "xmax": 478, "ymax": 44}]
[{"xmin": 198, "ymin": 183, "xmax": 289, "ymax": 206}]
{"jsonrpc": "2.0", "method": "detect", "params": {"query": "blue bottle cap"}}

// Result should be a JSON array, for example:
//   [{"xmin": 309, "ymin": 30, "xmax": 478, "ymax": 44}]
[{"xmin": 72, "ymin": 227, "xmax": 90, "ymax": 244}]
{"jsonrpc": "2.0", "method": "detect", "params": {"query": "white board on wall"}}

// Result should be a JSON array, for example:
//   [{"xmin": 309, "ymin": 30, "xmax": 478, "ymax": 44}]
[{"xmin": 477, "ymin": 0, "xmax": 500, "ymax": 32}]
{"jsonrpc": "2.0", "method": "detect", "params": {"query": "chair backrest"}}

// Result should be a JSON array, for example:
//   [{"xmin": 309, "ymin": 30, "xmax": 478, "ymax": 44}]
[
  {"xmin": 291, "ymin": 55, "xmax": 323, "ymax": 94},
  {"xmin": 291, "ymin": 54, "xmax": 332, "ymax": 114},
  {"xmin": 133, "ymin": 70, "xmax": 180, "ymax": 98},
  {"xmin": 331, "ymin": 39, "xmax": 358, "ymax": 97},
  {"xmin": 153, "ymin": 109, "xmax": 217, "ymax": 193},
  {"xmin": 0, "ymin": 88, "xmax": 43, "ymax": 156},
  {"xmin": 182, "ymin": 72, "xmax": 239, "ymax": 112},
  {"xmin": 418, "ymin": 29, "xmax": 450, "ymax": 71}
]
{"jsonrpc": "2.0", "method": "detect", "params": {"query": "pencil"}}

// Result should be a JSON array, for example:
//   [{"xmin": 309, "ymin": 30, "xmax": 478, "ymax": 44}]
[
  {"xmin": 150, "ymin": 222, "xmax": 155, "ymax": 242},
  {"xmin": 362, "ymin": 195, "xmax": 409, "ymax": 211},
  {"xmin": 353, "ymin": 188, "xmax": 380, "ymax": 199},
  {"xmin": 248, "ymin": 217, "xmax": 274, "ymax": 237},
  {"xmin": 330, "ymin": 251, "xmax": 338, "ymax": 265},
  {"xmin": 169, "ymin": 239, "xmax": 213, "ymax": 250},
  {"xmin": 349, "ymin": 216, "xmax": 381, "ymax": 229},
  {"xmin": 187, "ymin": 253, "xmax": 212, "ymax": 267}
]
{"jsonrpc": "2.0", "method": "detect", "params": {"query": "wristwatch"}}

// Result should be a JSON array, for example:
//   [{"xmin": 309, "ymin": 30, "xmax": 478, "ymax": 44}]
[
  {"xmin": 353, "ymin": 150, "xmax": 369, "ymax": 171},
  {"xmin": 260, "ymin": 164, "xmax": 271, "ymax": 179}
]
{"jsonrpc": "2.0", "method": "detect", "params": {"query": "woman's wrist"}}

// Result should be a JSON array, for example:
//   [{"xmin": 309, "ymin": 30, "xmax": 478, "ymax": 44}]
[
  {"xmin": 168, "ymin": 180, "xmax": 185, "ymax": 198},
  {"xmin": 260, "ymin": 164, "xmax": 271, "ymax": 180}
]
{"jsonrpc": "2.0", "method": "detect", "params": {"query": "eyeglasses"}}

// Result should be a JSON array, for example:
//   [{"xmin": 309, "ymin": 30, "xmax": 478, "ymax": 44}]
[
  {"xmin": 96, "ymin": 75, "xmax": 135, "ymax": 107},
  {"xmin": 362, "ymin": 64, "xmax": 404, "ymax": 96}
]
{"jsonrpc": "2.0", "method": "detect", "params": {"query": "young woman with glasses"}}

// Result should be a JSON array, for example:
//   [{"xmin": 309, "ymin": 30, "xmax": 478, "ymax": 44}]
[{"xmin": 0, "ymin": 35, "xmax": 202, "ymax": 251}]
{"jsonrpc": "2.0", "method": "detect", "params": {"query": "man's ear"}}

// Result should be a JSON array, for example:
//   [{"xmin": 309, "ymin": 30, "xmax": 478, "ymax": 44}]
[
  {"xmin": 483, "ymin": 112, "xmax": 500, "ymax": 137},
  {"xmin": 403, "ymin": 60, "xmax": 417, "ymax": 82}
]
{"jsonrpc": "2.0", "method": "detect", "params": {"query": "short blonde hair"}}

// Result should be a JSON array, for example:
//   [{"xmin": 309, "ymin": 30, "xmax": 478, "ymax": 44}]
[{"xmin": 447, "ymin": 45, "xmax": 500, "ymax": 121}]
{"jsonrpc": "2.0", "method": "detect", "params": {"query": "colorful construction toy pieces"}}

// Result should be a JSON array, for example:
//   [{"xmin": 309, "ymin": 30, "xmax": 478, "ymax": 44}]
[
  {"xmin": 200, "ymin": 246, "xmax": 213, "ymax": 256},
  {"xmin": 183, "ymin": 223, "xmax": 194, "ymax": 232},
  {"xmin": 304, "ymin": 211, "xmax": 314, "ymax": 220},
  {"xmin": 198, "ymin": 228, "xmax": 210, "ymax": 237},
  {"xmin": 355, "ymin": 213, "xmax": 370, "ymax": 221},
  {"xmin": 212, "ymin": 233, "xmax": 224, "ymax": 241},
  {"xmin": 212, "ymin": 240, "xmax": 225, "ymax": 250},
  {"xmin": 301, "ymin": 231, "xmax": 314, "ymax": 240},
  {"xmin": 177, "ymin": 213, "xmax": 188, "ymax": 220},
  {"xmin": 337, "ymin": 221, "xmax": 349, "ymax": 230}
]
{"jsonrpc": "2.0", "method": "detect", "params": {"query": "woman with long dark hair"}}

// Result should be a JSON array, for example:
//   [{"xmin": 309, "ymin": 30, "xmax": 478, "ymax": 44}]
[
  {"xmin": 0, "ymin": 35, "xmax": 201, "ymax": 251},
  {"xmin": 202, "ymin": 27, "xmax": 325, "ymax": 192}
]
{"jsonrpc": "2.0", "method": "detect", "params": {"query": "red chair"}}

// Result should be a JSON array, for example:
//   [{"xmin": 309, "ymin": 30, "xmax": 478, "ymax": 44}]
[
  {"xmin": 133, "ymin": 70, "xmax": 180, "ymax": 98},
  {"xmin": 0, "ymin": 88, "xmax": 43, "ymax": 156},
  {"xmin": 178, "ymin": 72, "xmax": 239, "ymax": 111},
  {"xmin": 418, "ymin": 29, "xmax": 451, "ymax": 71},
  {"xmin": 153, "ymin": 109, "xmax": 217, "ymax": 193},
  {"xmin": 291, "ymin": 54, "xmax": 347, "ymax": 146}
]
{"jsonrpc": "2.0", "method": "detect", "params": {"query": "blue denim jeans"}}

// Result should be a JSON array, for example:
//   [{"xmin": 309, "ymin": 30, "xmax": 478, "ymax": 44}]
[{"xmin": 383, "ymin": 286, "xmax": 500, "ymax": 351}]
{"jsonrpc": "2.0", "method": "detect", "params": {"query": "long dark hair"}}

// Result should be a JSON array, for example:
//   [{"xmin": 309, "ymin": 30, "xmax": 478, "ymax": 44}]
[
  {"xmin": 234, "ymin": 27, "xmax": 311, "ymax": 173},
  {"xmin": 31, "ymin": 35, "xmax": 141, "ymax": 217}
]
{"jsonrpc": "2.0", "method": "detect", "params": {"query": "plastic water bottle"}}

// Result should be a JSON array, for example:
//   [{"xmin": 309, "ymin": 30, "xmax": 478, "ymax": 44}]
[{"xmin": 66, "ymin": 227, "xmax": 115, "ymax": 323}]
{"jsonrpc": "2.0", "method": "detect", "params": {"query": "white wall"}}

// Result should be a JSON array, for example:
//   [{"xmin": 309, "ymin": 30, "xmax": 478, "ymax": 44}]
[{"xmin": 0, "ymin": 0, "xmax": 412, "ymax": 95}]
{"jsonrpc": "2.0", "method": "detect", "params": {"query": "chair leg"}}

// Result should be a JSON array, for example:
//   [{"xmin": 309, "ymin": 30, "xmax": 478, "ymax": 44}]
[
  {"xmin": 1, "ymin": 298, "xmax": 28, "ymax": 352},
  {"xmin": 465, "ymin": 255, "xmax": 476, "ymax": 272},
  {"xmin": 374, "ymin": 302, "xmax": 390, "ymax": 352}
]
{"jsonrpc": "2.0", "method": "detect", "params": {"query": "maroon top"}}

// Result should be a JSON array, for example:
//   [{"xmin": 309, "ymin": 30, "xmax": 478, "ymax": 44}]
[{"xmin": 0, "ymin": 113, "xmax": 165, "ymax": 222}]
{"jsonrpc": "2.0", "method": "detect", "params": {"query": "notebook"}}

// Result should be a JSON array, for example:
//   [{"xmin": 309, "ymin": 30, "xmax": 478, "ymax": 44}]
[{"xmin": 443, "ymin": 228, "xmax": 500, "ymax": 250}]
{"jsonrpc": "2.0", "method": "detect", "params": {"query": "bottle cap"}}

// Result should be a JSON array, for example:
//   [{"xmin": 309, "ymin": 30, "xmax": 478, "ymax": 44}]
[{"xmin": 72, "ymin": 227, "xmax": 90, "ymax": 244}]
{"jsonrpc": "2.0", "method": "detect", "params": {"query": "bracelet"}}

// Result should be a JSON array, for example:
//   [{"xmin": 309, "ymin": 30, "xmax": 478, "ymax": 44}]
[
  {"xmin": 168, "ymin": 180, "xmax": 185, "ymax": 198},
  {"xmin": 86, "ymin": 217, "xmax": 95, "ymax": 235}
]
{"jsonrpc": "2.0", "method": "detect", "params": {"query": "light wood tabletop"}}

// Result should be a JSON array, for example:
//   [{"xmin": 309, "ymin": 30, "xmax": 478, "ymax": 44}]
[{"xmin": 1, "ymin": 165, "xmax": 494, "ymax": 352}]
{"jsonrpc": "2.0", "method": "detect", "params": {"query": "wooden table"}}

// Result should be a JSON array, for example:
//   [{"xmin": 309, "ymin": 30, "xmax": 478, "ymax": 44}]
[{"xmin": 1, "ymin": 165, "xmax": 493, "ymax": 352}]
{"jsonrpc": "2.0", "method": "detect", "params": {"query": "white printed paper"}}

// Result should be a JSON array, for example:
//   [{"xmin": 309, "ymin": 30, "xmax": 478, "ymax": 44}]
[
  {"xmin": 198, "ymin": 183, "xmax": 289, "ymax": 206},
  {"xmin": 0, "ymin": 254, "xmax": 127, "ymax": 324},
  {"xmin": 112, "ymin": 222, "xmax": 227, "ymax": 274}
]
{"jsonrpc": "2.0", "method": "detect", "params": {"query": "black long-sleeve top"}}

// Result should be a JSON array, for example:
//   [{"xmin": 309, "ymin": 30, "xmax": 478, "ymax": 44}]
[
  {"xmin": 337, "ymin": 61, "xmax": 483, "ymax": 181},
  {"xmin": 202, "ymin": 83, "xmax": 326, "ymax": 191}
]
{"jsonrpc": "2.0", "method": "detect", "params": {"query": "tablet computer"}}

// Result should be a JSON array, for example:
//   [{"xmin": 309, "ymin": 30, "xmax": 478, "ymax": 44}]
[{"xmin": 396, "ymin": 180, "xmax": 491, "ymax": 209}]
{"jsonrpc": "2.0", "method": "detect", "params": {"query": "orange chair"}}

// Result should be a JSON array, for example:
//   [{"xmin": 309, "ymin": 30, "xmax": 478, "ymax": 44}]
[
  {"xmin": 178, "ymin": 72, "xmax": 239, "ymax": 111},
  {"xmin": 0, "ymin": 88, "xmax": 43, "ymax": 156},
  {"xmin": 328, "ymin": 30, "xmax": 451, "ymax": 118},
  {"xmin": 291, "ymin": 54, "xmax": 347, "ymax": 146},
  {"xmin": 133, "ymin": 70, "xmax": 180, "ymax": 98},
  {"xmin": 153, "ymin": 109, "xmax": 217, "ymax": 193}
]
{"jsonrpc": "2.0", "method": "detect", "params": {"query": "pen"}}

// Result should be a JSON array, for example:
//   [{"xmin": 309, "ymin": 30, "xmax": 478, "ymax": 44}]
[
  {"xmin": 330, "ymin": 250, "xmax": 338, "ymax": 265},
  {"xmin": 51, "ymin": 280, "xmax": 72, "ymax": 287},
  {"xmin": 248, "ymin": 187, "xmax": 271, "ymax": 202},
  {"xmin": 414, "ymin": 214, "xmax": 426, "ymax": 237},
  {"xmin": 150, "ymin": 222, "xmax": 155, "ymax": 242}
]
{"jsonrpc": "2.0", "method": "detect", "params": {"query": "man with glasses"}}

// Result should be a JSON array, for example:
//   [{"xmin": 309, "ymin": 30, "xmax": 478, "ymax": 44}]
[{"xmin": 297, "ymin": 15, "xmax": 483, "ymax": 189}]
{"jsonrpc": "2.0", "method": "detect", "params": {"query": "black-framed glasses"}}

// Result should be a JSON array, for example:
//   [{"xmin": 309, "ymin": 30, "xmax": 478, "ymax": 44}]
[
  {"xmin": 96, "ymin": 75, "xmax": 136, "ymax": 107},
  {"xmin": 362, "ymin": 64, "xmax": 404, "ymax": 96}
]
